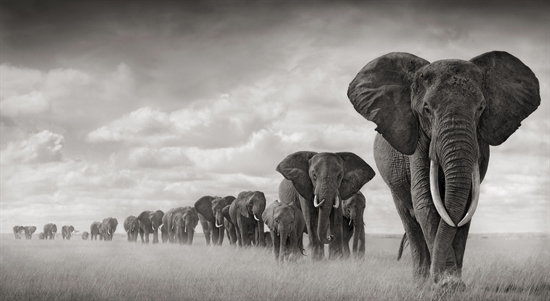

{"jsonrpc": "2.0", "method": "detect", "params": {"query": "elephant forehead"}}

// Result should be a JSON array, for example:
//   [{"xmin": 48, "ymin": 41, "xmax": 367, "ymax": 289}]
[
  {"xmin": 310, "ymin": 153, "xmax": 343, "ymax": 171},
  {"xmin": 420, "ymin": 60, "xmax": 483, "ymax": 82}
]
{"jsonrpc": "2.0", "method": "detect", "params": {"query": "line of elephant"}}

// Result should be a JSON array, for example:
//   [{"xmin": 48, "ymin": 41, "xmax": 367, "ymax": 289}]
[
  {"xmin": 13, "ymin": 224, "xmax": 78, "ymax": 240},
  {"xmin": 8, "ymin": 51, "xmax": 540, "ymax": 291}
]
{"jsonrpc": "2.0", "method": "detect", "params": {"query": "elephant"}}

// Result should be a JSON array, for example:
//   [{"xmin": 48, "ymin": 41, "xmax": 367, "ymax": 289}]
[
  {"xmin": 137, "ymin": 210, "xmax": 164, "ymax": 244},
  {"xmin": 347, "ymin": 51, "xmax": 540, "ymax": 286},
  {"xmin": 62, "ymin": 225, "xmax": 75, "ymax": 240},
  {"xmin": 82, "ymin": 231, "xmax": 90, "ymax": 240},
  {"xmin": 276, "ymin": 152, "xmax": 375, "ymax": 260},
  {"xmin": 23, "ymin": 226, "xmax": 37, "ymax": 239},
  {"xmin": 228, "ymin": 191, "xmax": 267, "ymax": 247},
  {"xmin": 264, "ymin": 231, "xmax": 273, "ymax": 248},
  {"xmin": 39, "ymin": 232, "xmax": 45, "ymax": 240},
  {"xmin": 43, "ymin": 223, "xmax": 57, "ymax": 240},
  {"xmin": 162, "ymin": 207, "xmax": 199, "ymax": 245},
  {"xmin": 342, "ymin": 192, "xmax": 366, "ymax": 258},
  {"xmin": 397, "ymin": 233, "xmax": 409, "ymax": 261},
  {"xmin": 263, "ymin": 199, "xmax": 306, "ymax": 263},
  {"xmin": 223, "ymin": 205, "xmax": 237, "ymax": 245},
  {"xmin": 123, "ymin": 216, "xmax": 139, "ymax": 242},
  {"xmin": 194, "ymin": 195, "xmax": 235, "ymax": 246},
  {"xmin": 12, "ymin": 226, "xmax": 24, "ymax": 239},
  {"xmin": 90, "ymin": 221, "xmax": 103, "ymax": 240},
  {"xmin": 160, "ymin": 224, "xmax": 168, "ymax": 243},
  {"xmin": 101, "ymin": 217, "xmax": 118, "ymax": 241}
]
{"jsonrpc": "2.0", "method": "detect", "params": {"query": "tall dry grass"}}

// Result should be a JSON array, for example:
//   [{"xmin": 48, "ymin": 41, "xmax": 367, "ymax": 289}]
[{"xmin": 1, "ymin": 234, "xmax": 548, "ymax": 300}]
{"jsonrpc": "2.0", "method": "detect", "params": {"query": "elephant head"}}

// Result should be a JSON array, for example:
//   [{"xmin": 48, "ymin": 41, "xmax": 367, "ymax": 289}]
[
  {"xmin": 276, "ymin": 152, "xmax": 375, "ymax": 245},
  {"xmin": 124, "ymin": 216, "xmax": 139, "ymax": 242},
  {"xmin": 348, "ymin": 51, "xmax": 540, "ymax": 281},
  {"xmin": 342, "ymin": 192, "xmax": 366, "ymax": 227},
  {"xmin": 102, "ymin": 218, "xmax": 118, "ymax": 241},
  {"xmin": 82, "ymin": 231, "xmax": 89, "ymax": 240},
  {"xmin": 28, "ymin": 226, "xmax": 37, "ymax": 238},
  {"xmin": 236, "ymin": 191, "xmax": 266, "ymax": 222},
  {"xmin": 39, "ymin": 232, "xmax": 45, "ymax": 240},
  {"xmin": 263, "ymin": 200, "xmax": 299, "ymax": 261},
  {"xmin": 195, "ymin": 196, "xmax": 232, "ymax": 229},
  {"xmin": 13, "ymin": 226, "xmax": 23, "ymax": 239},
  {"xmin": 178, "ymin": 207, "xmax": 199, "ymax": 245}
]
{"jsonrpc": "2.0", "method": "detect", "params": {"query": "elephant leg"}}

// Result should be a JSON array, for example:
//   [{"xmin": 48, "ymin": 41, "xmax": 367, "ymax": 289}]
[
  {"xmin": 204, "ymin": 226, "xmax": 211, "ymax": 245},
  {"xmin": 357, "ymin": 224, "xmax": 366, "ymax": 258},
  {"xmin": 328, "ymin": 206, "xmax": 344, "ymax": 259},
  {"xmin": 210, "ymin": 223, "xmax": 219, "ymax": 245},
  {"xmin": 299, "ymin": 195, "xmax": 323, "ymax": 260},
  {"xmin": 153, "ymin": 228, "xmax": 159, "ymax": 244},
  {"xmin": 235, "ymin": 218, "xmax": 244, "ymax": 247},
  {"xmin": 342, "ymin": 217, "xmax": 353, "ymax": 258},
  {"xmin": 145, "ymin": 229, "xmax": 150, "ymax": 243}
]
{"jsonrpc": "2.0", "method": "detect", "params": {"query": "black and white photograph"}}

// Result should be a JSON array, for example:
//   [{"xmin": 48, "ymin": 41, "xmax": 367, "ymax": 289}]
[{"xmin": 1, "ymin": 0, "xmax": 548, "ymax": 300}]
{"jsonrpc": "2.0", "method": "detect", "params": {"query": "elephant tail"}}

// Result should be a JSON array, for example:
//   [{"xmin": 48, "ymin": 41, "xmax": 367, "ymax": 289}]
[{"xmin": 397, "ymin": 233, "xmax": 409, "ymax": 261}]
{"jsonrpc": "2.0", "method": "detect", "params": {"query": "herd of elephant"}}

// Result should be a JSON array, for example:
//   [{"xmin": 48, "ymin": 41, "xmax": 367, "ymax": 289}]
[
  {"xmin": 13, "ymin": 224, "xmax": 77, "ymax": 240},
  {"xmin": 10, "ymin": 51, "xmax": 540, "ymax": 289}
]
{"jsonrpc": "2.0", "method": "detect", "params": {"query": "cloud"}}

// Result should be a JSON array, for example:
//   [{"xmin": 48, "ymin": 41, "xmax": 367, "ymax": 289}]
[
  {"xmin": 128, "ymin": 147, "xmax": 194, "ymax": 169},
  {"xmin": 1, "ymin": 130, "xmax": 64, "ymax": 164}
]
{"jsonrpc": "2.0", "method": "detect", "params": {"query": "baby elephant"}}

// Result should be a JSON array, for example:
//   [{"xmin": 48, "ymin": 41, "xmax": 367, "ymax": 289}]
[
  {"xmin": 342, "ymin": 192, "xmax": 366, "ymax": 258},
  {"xmin": 262, "ymin": 200, "xmax": 306, "ymax": 263}
]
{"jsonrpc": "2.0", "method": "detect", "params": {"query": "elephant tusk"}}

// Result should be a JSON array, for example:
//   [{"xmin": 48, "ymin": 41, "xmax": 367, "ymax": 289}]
[
  {"xmin": 313, "ymin": 195, "xmax": 325, "ymax": 208},
  {"xmin": 333, "ymin": 195, "xmax": 340, "ymax": 209},
  {"xmin": 254, "ymin": 215, "xmax": 260, "ymax": 221},
  {"xmin": 349, "ymin": 219, "xmax": 352, "ymax": 226},
  {"xmin": 215, "ymin": 220, "xmax": 223, "ymax": 228},
  {"xmin": 457, "ymin": 164, "xmax": 481, "ymax": 227},
  {"xmin": 430, "ymin": 159, "xmax": 456, "ymax": 227},
  {"xmin": 276, "ymin": 199, "xmax": 281, "ymax": 204}
]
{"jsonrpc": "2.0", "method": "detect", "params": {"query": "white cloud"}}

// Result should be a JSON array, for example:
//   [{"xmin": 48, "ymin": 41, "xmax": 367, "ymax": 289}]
[
  {"xmin": 128, "ymin": 147, "xmax": 193, "ymax": 169},
  {"xmin": 1, "ymin": 130, "xmax": 64, "ymax": 164}
]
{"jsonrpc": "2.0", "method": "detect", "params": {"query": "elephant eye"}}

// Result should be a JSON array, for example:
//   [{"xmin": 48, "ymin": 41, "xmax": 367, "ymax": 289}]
[
  {"xmin": 423, "ymin": 105, "xmax": 431, "ymax": 116},
  {"xmin": 275, "ymin": 219, "xmax": 279, "ymax": 223}
]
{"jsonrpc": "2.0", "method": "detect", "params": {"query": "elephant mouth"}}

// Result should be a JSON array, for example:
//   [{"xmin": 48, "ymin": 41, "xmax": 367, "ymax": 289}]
[{"xmin": 429, "ymin": 159, "xmax": 480, "ymax": 227}]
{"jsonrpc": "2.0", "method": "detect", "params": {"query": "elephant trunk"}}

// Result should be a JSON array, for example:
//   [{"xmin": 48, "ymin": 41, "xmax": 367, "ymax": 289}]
[
  {"xmin": 317, "ymin": 193, "xmax": 335, "ymax": 244},
  {"xmin": 352, "ymin": 210, "xmax": 361, "ymax": 253},
  {"xmin": 278, "ymin": 227, "xmax": 289, "ymax": 263},
  {"xmin": 430, "ymin": 118, "xmax": 478, "ymax": 282}
]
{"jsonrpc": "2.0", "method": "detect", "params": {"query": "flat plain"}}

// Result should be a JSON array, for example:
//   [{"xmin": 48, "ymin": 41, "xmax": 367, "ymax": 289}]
[{"xmin": 1, "ymin": 233, "xmax": 548, "ymax": 301}]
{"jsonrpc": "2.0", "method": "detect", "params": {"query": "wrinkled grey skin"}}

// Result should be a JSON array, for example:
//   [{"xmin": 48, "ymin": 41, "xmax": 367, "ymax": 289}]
[
  {"xmin": 163, "ymin": 207, "xmax": 199, "ymax": 245},
  {"xmin": 39, "ymin": 232, "xmax": 45, "ymax": 240},
  {"xmin": 137, "ymin": 210, "xmax": 164, "ymax": 244},
  {"xmin": 263, "ymin": 200, "xmax": 306, "ymax": 263},
  {"xmin": 342, "ymin": 192, "xmax": 366, "ymax": 259},
  {"xmin": 160, "ymin": 224, "xmax": 168, "ymax": 243},
  {"xmin": 398, "ymin": 233, "xmax": 409, "ymax": 261},
  {"xmin": 62, "ymin": 225, "xmax": 75, "ymax": 240},
  {"xmin": 194, "ymin": 196, "xmax": 235, "ymax": 246},
  {"xmin": 348, "ymin": 51, "xmax": 540, "ymax": 285},
  {"xmin": 43, "ymin": 223, "xmax": 57, "ymax": 240},
  {"xmin": 90, "ymin": 221, "xmax": 103, "ymax": 240},
  {"xmin": 277, "ymin": 153, "xmax": 375, "ymax": 260},
  {"xmin": 124, "ymin": 216, "xmax": 140, "ymax": 242},
  {"xmin": 229, "ymin": 191, "xmax": 267, "ymax": 247},
  {"xmin": 23, "ymin": 226, "xmax": 37, "ymax": 239},
  {"xmin": 101, "ymin": 217, "xmax": 118, "ymax": 241},
  {"xmin": 13, "ymin": 226, "xmax": 24, "ymax": 239},
  {"xmin": 82, "ymin": 231, "xmax": 90, "ymax": 240}
]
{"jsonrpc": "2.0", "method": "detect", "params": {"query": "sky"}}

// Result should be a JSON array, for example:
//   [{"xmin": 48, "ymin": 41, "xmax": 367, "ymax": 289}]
[{"xmin": 1, "ymin": 0, "xmax": 549, "ymax": 234}]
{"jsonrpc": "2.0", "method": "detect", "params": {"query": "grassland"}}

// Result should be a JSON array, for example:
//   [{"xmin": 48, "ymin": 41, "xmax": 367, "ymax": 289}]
[{"xmin": 1, "ymin": 233, "xmax": 548, "ymax": 301}]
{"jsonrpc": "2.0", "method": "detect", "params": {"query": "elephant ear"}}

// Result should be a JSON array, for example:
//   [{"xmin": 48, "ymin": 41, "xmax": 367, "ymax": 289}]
[
  {"xmin": 194, "ymin": 196, "xmax": 215, "ymax": 222},
  {"xmin": 337, "ymin": 152, "xmax": 376, "ymax": 200},
  {"xmin": 223, "ymin": 196, "xmax": 236, "ymax": 205},
  {"xmin": 470, "ymin": 51, "xmax": 540, "ymax": 145},
  {"xmin": 222, "ymin": 205, "xmax": 233, "ymax": 225},
  {"xmin": 262, "ymin": 202, "xmax": 277, "ymax": 230},
  {"xmin": 236, "ymin": 191, "xmax": 251, "ymax": 218},
  {"xmin": 348, "ymin": 52, "xmax": 429, "ymax": 155},
  {"xmin": 276, "ymin": 151, "xmax": 317, "ymax": 200}
]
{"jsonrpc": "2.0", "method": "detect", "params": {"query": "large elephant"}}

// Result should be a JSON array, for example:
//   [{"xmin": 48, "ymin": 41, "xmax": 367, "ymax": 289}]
[
  {"xmin": 123, "ymin": 216, "xmax": 139, "ymax": 242},
  {"xmin": 101, "ymin": 217, "xmax": 118, "ymax": 241},
  {"xmin": 137, "ymin": 210, "xmax": 164, "ymax": 244},
  {"xmin": 263, "ymin": 199, "xmax": 306, "ymax": 263},
  {"xmin": 348, "ymin": 51, "xmax": 540, "ymax": 286},
  {"xmin": 82, "ymin": 231, "xmax": 90, "ymax": 240},
  {"xmin": 24, "ymin": 226, "xmax": 37, "ymax": 239},
  {"xmin": 229, "ymin": 191, "xmax": 267, "ymax": 247},
  {"xmin": 62, "ymin": 225, "xmax": 75, "ymax": 240},
  {"xmin": 342, "ymin": 192, "xmax": 366, "ymax": 258},
  {"xmin": 13, "ymin": 226, "xmax": 24, "ymax": 239},
  {"xmin": 194, "ymin": 196, "xmax": 235, "ymax": 246},
  {"xmin": 163, "ymin": 207, "xmax": 199, "ymax": 245},
  {"xmin": 276, "ymin": 152, "xmax": 375, "ymax": 260},
  {"xmin": 38, "ymin": 232, "xmax": 45, "ymax": 240},
  {"xmin": 43, "ymin": 223, "xmax": 57, "ymax": 240},
  {"xmin": 90, "ymin": 221, "xmax": 103, "ymax": 240}
]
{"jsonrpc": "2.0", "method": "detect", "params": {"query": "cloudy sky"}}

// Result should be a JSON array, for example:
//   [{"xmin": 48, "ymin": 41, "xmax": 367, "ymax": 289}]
[{"xmin": 1, "ymin": 0, "xmax": 548, "ymax": 234}]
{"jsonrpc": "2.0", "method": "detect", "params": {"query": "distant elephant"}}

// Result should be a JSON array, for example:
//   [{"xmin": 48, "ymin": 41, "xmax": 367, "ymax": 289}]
[
  {"xmin": 62, "ymin": 225, "xmax": 75, "ymax": 240},
  {"xmin": 137, "ymin": 210, "xmax": 164, "ymax": 244},
  {"xmin": 13, "ymin": 226, "xmax": 24, "ymax": 239},
  {"xmin": 229, "ymin": 191, "xmax": 267, "ymax": 247},
  {"xmin": 24, "ymin": 226, "xmax": 37, "ymax": 239},
  {"xmin": 277, "ymin": 152, "xmax": 375, "ymax": 260},
  {"xmin": 90, "ymin": 221, "xmax": 103, "ymax": 240},
  {"xmin": 82, "ymin": 231, "xmax": 90, "ymax": 240},
  {"xmin": 263, "ymin": 199, "xmax": 306, "ymax": 263},
  {"xmin": 39, "ymin": 232, "xmax": 45, "ymax": 240},
  {"xmin": 342, "ymin": 192, "xmax": 366, "ymax": 258},
  {"xmin": 101, "ymin": 217, "xmax": 118, "ymax": 241},
  {"xmin": 160, "ymin": 224, "xmax": 168, "ymax": 243},
  {"xmin": 43, "ymin": 223, "xmax": 57, "ymax": 240},
  {"xmin": 194, "ymin": 195, "xmax": 235, "ymax": 246},
  {"xmin": 348, "ymin": 51, "xmax": 540, "ymax": 285},
  {"xmin": 397, "ymin": 233, "xmax": 409, "ymax": 261},
  {"xmin": 123, "ymin": 216, "xmax": 139, "ymax": 242},
  {"xmin": 162, "ymin": 207, "xmax": 199, "ymax": 245}
]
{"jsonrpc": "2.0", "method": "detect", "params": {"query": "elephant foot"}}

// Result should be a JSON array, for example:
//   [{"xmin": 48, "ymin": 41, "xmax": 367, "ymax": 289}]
[{"xmin": 433, "ymin": 276, "xmax": 466, "ymax": 295}]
